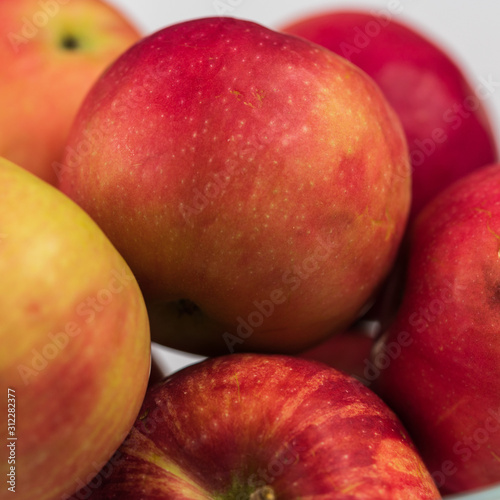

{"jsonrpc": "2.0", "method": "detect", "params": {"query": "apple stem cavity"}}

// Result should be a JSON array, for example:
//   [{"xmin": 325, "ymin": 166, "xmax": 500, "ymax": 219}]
[{"xmin": 249, "ymin": 486, "xmax": 275, "ymax": 500}]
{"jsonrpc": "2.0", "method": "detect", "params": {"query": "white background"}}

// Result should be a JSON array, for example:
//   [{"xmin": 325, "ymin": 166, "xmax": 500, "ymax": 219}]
[{"xmin": 102, "ymin": 1, "xmax": 500, "ymax": 377}]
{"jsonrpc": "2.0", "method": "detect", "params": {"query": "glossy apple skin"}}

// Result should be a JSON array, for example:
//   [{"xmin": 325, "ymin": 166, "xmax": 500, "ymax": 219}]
[
  {"xmin": 68, "ymin": 354, "xmax": 440, "ymax": 500},
  {"xmin": 0, "ymin": 159, "xmax": 151, "ymax": 500},
  {"xmin": 0, "ymin": 0, "xmax": 140, "ymax": 185},
  {"xmin": 59, "ymin": 17, "xmax": 411, "ymax": 356},
  {"xmin": 282, "ymin": 10, "xmax": 498, "ymax": 218},
  {"xmin": 371, "ymin": 164, "xmax": 500, "ymax": 494}
]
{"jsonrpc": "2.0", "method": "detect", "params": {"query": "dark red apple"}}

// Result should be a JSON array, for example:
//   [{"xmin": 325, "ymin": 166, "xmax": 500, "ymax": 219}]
[
  {"xmin": 66, "ymin": 354, "xmax": 440, "ymax": 499},
  {"xmin": 282, "ymin": 10, "xmax": 498, "ymax": 218},
  {"xmin": 371, "ymin": 164, "xmax": 500, "ymax": 493}
]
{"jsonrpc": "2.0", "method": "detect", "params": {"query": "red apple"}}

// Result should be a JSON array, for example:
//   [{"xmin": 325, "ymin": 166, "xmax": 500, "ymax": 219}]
[
  {"xmin": 0, "ymin": 0, "xmax": 141, "ymax": 185},
  {"xmin": 298, "ymin": 327, "xmax": 375, "ymax": 382},
  {"xmin": 67, "ymin": 354, "xmax": 441, "ymax": 499},
  {"xmin": 281, "ymin": 10, "xmax": 498, "ymax": 218},
  {"xmin": 371, "ymin": 164, "xmax": 500, "ymax": 493},
  {"xmin": 0, "ymin": 158, "xmax": 151, "ymax": 500},
  {"xmin": 58, "ymin": 16, "xmax": 411, "ymax": 356}
]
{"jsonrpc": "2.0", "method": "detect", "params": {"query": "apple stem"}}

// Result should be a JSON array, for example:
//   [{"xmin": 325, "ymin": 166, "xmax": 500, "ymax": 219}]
[{"xmin": 249, "ymin": 486, "xmax": 275, "ymax": 500}]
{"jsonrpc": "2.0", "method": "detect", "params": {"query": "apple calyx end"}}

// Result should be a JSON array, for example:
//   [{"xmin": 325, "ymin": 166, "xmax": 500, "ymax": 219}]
[{"xmin": 60, "ymin": 34, "xmax": 80, "ymax": 51}]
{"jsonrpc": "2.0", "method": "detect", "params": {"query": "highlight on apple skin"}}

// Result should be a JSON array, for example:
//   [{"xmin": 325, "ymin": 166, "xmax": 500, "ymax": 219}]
[
  {"xmin": 281, "ymin": 10, "xmax": 498, "ymax": 219},
  {"xmin": 0, "ymin": 0, "xmax": 141, "ymax": 186},
  {"xmin": 67, "ymin": 354, "xmax": 441, "ymax": 500},
  {"xmin": 371, "ymin": 163, "xmax": 500, "ymax": 494},
  {"xmin": 0, "ymin": 157, "xmax": 151, "ymax": 500},
  {"xmin": 58, "ymin": 16, "xmax": 411, "ymax": 356}
]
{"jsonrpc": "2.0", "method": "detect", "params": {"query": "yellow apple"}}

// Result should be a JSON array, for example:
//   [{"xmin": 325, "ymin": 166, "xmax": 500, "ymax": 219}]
[{"xmin": 0, "ymin": 157, "xmax": 151, "ymax": 500}]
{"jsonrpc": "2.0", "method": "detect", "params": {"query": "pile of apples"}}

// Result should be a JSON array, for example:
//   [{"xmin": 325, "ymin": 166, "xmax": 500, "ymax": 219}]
[{"xmin": 2, "ymin": 1, "xmax": 500, "ymax": 499}]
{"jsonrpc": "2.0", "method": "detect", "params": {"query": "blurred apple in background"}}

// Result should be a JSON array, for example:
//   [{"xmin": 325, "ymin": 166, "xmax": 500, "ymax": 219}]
[
  {"xmin": 58, "ymin": 16, "xmax": 411, "ymax": 356},
  {"xmin": 68, "ymin": 354, "xmax": 441, "ymax": 499},
  {"xmin": 371, "ymin": 164, "xmax": 500, "ymax": 494},
  {"xmin": 0, "ymin": 0, "xmax": 141, "ymax": 186},
  {"xmin": 0, "ymin": 158, "xmax": 151, "ymax": 500},
  {"xmin": 282, "ymin": 10, "xmax": 498, "ymax": 219}
]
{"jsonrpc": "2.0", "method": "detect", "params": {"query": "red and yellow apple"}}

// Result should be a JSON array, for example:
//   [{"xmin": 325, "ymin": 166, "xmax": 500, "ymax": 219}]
[
  {"xmin": 371, "ymin": 164, "xmax": 500, "ymax": 494},
  {"xmin": 282, "ymin": 10, "xmax": 498, "ymax": 218},
  {"xmin": 58, "ymin": 16, "xmax": 411, "ymax": 356},
  {"xmin": 68, "ymin": 354, "xmax": 441, "ymax": 499},
  {"xmin": 0, "ymin": 158, "xmax": 151, "ymax": 500},
  {"xmin": 0, "ymin": 0, "xmax": 141, "ymax": 185}
]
